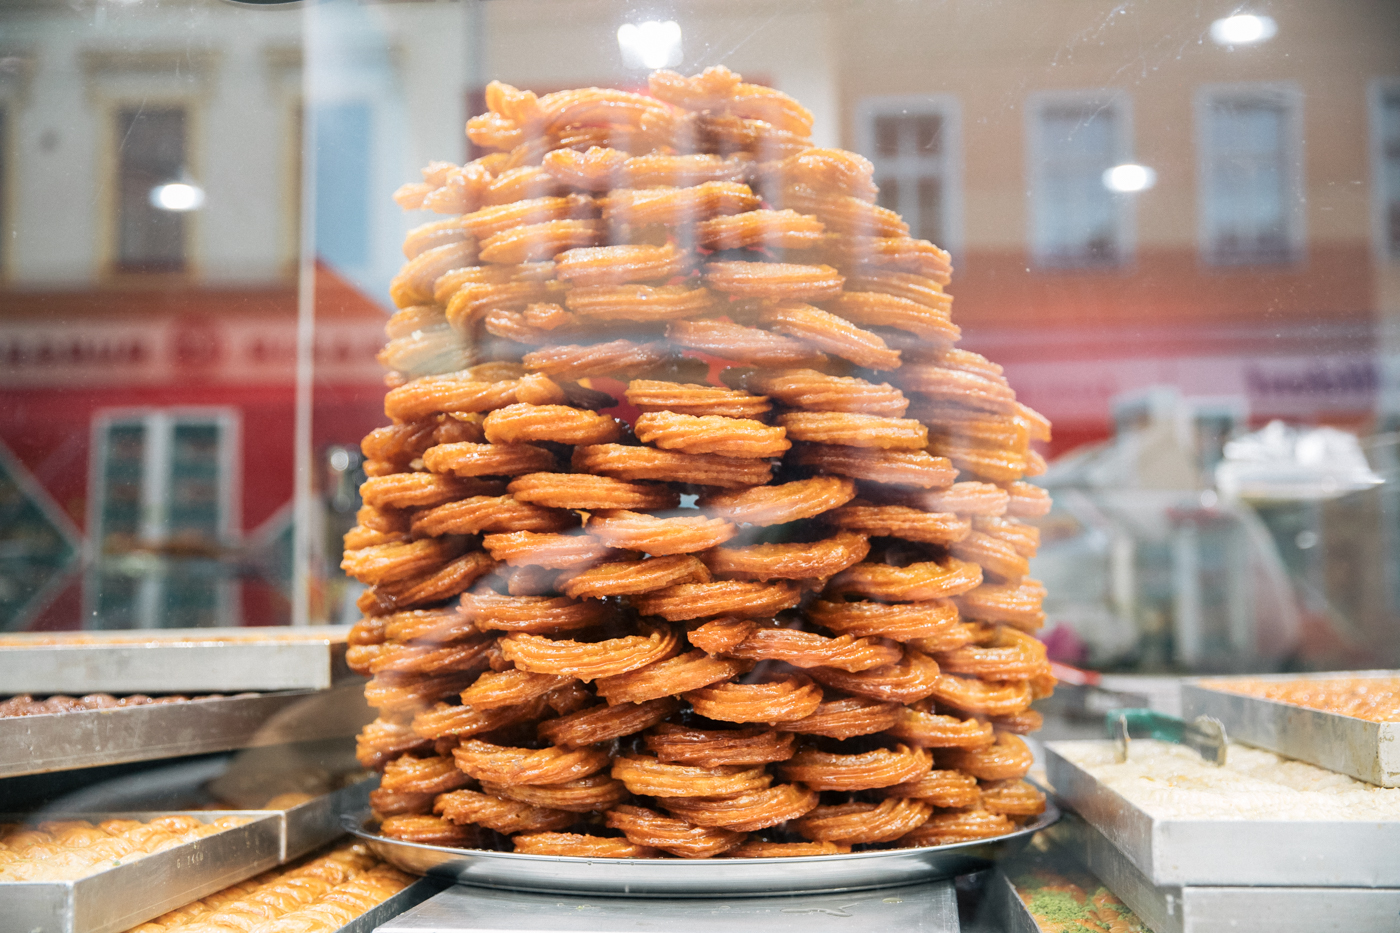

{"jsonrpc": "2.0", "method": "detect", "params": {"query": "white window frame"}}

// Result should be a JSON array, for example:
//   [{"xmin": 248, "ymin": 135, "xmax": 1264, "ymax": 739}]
[
  {"xmin": 85, "ymin": 406, "xmax": 241, "ymax": 628},
  {"xmin": 1195, "ymin": 81, "xmax": 1306, "ymax": 266},
  {"xmin": 855, "ymin": 95, "xmax": 963, "ymax": 259},
  {"xmin": 1369, "ymin": 77, "xmax": 1400, "ymax": 262},
  {"xmin": 1025, "ymin": 89, "xmax": 1134, "ymax": 269}
]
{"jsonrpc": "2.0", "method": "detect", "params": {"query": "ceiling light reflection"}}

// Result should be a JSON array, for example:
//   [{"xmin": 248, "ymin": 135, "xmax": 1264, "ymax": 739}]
[
  {"xmin": 617, "ymin": 20, "xmax": 683, "ymax": 70},
  {"xmin": 1209, "ymin": 14, "xmax": 1278, "ymax": 46},
  {"xmin": 1102, "ymin": 163, "xmax": 1157, "ymax": 193},
  {"xmin": 149, "ymin": 182, "xmax": 205, "ymax": 212}
]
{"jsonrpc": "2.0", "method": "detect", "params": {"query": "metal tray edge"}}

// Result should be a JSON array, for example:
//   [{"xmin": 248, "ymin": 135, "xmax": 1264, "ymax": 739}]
[{"xmin": 337, "ymin": 877, "xmax": 448, "ymax": 933}]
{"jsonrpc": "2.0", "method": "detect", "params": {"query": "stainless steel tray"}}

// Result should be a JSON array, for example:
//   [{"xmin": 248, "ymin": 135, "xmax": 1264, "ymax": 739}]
[
  {"xmin": 1181, "ymin": 671, "xmax": 1400, "ymax": 787},
  {"xmin": 278, "ymin": 776, "xmax": 376, "ymax": 861},
  {"xmin": 0, "ymin": 681, "xmax": 372, "ymax": 777},
  {"xmin": 376, "ymin": 877, "xmax": 960, "ymax": 933},
  {"xmin": 337, "ymin": 877, "xmax": 447, "ymax": 933},
  {"xmin": 1045, "ymin": 740, "xmax": 1400, "ymax": 887},
  {"xmin": 3, "ymin": 810, "xmax": 282, "ymax": 933},
  {"xmin": 1047, "ymin": 810, "xmax": 1400, "ymax": 933},
  {"xmin": 344, "ymin": 802, "xmax": 1058, "ymax": 897},
  {"xmin": 0, "ymin": 626, "xmax": 354, "ymax": 694}
]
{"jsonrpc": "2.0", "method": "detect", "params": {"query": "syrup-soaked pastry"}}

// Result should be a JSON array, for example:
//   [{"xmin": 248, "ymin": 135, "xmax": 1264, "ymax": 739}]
[
  {"xmin": 625, "ymin": 380, "xmax": 772, "ymax": 419},
  {"xmin": 702, "ymin": 261, "xmax": 844, "ymax": 301},
  {"xmin": 823, "ymin": 502, "xmax": 970, "ymax": 546},
  {"xmin": 565, "ymin": 283, "xmax": 718, "ymax": 323},
  {"xmin": 605, "ymin": 806, "xmax": 747, "ymax": 860},
  {"xmin": 790, "ymin": 444, "xmax": 956, "ymax": 488},
  {"xmin": 378, "ymin": 815, "xmax": 485, "ymax": 847},
  {"xmin": 778, "ymin": 744, "xmax": 931, "ymax": 791},
  {"xmin": 896, "ymin": 809, "xmax": 1014, "ymax": 848},
  {"xmin": 827, "ymin": 557, "xmax": 982, "ymax": 603},
  {"xmin": 940, "ymin": 731, "xmax": 1035, "ymax": 782},
  {"xmin": 378, "ymin": 754, "xmax": 471, "ymax": 798},
  {"xmin": 972, "ymin": 517, "xmax": 1040, "ymax": 558},
  {"xmin": 459, "ymin": 593, "xmax": 610, "ymax": 635},
  {"xmin": 359, "ymin": 473, "xmax": 504, "ymax": 510},
  {"xmin": 656, "ymin": 783, "xmax": 819, "ymax": 832},
  {"xmin": 453, "ymin": 739, "xmax": 611, "ymax": 786},
  {"xmin": 1004, "ymin": 481, "xmax": 1053, "ymax": 518},
  {"xmin": 601, "ymin": 181, "xmax": 760, "ymax": 226},
  {"xmin": 650, "ymin": 66, "xmax": 814, "ymax": 136},
  {"xmin": 644, "ymin": 724, "xmax": 796, "ymax": 768},
  {"xmin": 824, "ymin": 291, "xmax": 959, "ymax": 343},
  {"xmin": 356, "ymin": 550, "xmax": 497, "ymax": 616},
  {"xmin": 510, "ymin": 472, "xmax": 681, "ymax": 511},
  {"xmin": 410, "ymin": 495, "xmax": 575, "ymax": 537},
  {"xmin": 934, "ymin": 626, "xmax": 1049, "ymax": 681},
  {"xmin": 422, "ymin": 442, "xmax": 557, "ymax": 478},
  {"xmin": 760, "ymin": 302, "xmax": 901, "ymax": 370},
  {"xmin": 573, "ymin": 444, "xmax": 774, "ymax": 489},
  {"xmin": 989, "ymin": 709, "xmax": 1044, "ymax": 735},
  {"xmin": 357, "ymin": 719, "xmax": 433, "ymax": 770},
  {"xmin": 820, "ymin": 234, "xmax": 953, "ymax": 283},
  {"xmin": 743, "ymin": 369, "xmax": 909, "ymax": 417},
  {"xmin": 481, "ymin": 773, "xmax": 629, "ymax": 814},
  {"xmin": 695, "ymin": 476, "xmax": 853, "ymax": 529},
  {"xmin": 633, "ymin": 412, "xmax": 791, "ymax": 459},
  {"xmin": 726, "ymin": 840, "xmax": 849, "ymax": 858},
  {"xmin": 895, "ymin": 364, "xmax": 1018, "ymax": 414},
  {"xmin": 543, "ymin": 147, "xmax": 740, "ymax": 191},
  {"xmin": 923, "ymin": 674, "xmax": 1034, "ymax": 718},
  {"xmin": 559, "ymin": 554, "xmax": 712, "ymax": 599},
  {"xmin": 978, "ymin": 778, "xmax": 1047, "ymax": 817},
  {"xmin": 459, "ymin": 669, "xmax": 574, "ymax": 710},
  {"xmin": 537, "ymin": 696, "xmax": 683, "ymax": 748},
  {"xmin": 792, "ymin": 798, "xmax": 932, "ymax": 845},
  {"xmin": 482, "ymin": 530, "xmax": 623, "ymax": 569},
  {"xmin": 482, "ymin": 404, "xmax": 623, "ymax": 446},
  {"xmin": 782, "ymin": 695, "xmax": 902, "ymax": 739},
  {"xmin": 611, "ymin": 754, "xmax": 772, "ymax": 798},
  {"xmin": 631, "ymin": 580, "xmax": 802, "ymax": 621},
  {"xmin": 697, "ymin": 209, "xmax": 825, "ymax": 250},
  {"xmin": 554, "ymin": 242, "xmax": 694, "ymax": 285},
  {"xmin": 384, "ymin": 373, "xmax": 565, "ymax": 422},
  {"xmin": 699, "ymin": 530, "xmax": 870, "ymax": 581},
  {"xmin": 435, "ymin": 790, "xmax": 575, "ymax": 835},
  {"xmin": 887, "ymin": 707, "xmax": 996, "ymax": 749},
  {"xmin": 341, "ymin": 538, "xmax": 465, "ymax": 587},
  {"xmin": 389, "ymin": 241, "xmax": 478, "ymax": 308},
  {"xmin": 381, "ymin": 607, "xmax": 473, "ymax": 647},
  {"xmin": 478, "ymin": 219, "xmax": 605, "ymax": 264},
  {"xmin": 588, "ymin": 509, "xmax": 738, "ymax": 555},
  {"xmin": 500, "ymin": 625, "xmax": 680, "ymax": 681},
  {"xmin": 462, "ymin": 194, "xmax": 597, "ymax": 239},
  {"xmin": 594, "ymin": 650, "xmax": 750, "ymax": 704},
  {"xmin": 690, "ymin": 620, "xmax": 900, "ymax": 673},
  {"xmin": 776, "ymin": 412, "xmax": 928, "ymax": 450},
  {"xmin": 363, "ymin": 671, "xmax": 479, "ymax": 716},
  {"xmin": 411, "ymin": 696, "xmax": 550, "ymax": 741},
  {"xmin": 769, "ymin": 185, "xmax": 908, "ymax": 238},
  {"xmin": 366, "ymin": 640, "xmax": 496, "ymax": 678},
  {"xmin": 521, "ymin": 339, "xmax": 670, "ymax": 381},
  {"xmin": 684, "ymin": 673, "xmax": 823, "ymax": 723},
  {"xmin": 666, "ymin": 320, "xmax": 828, "ymax": 367},
  {"xmin": 882, "ymin": 768, "xmax": 982, "ymax": 808},
  {"xmin": 512, "ymin": 832, "xmax": 658, "ymax": 858},
  {"xmin": 806, "ymin": 649, "xmax": 943, "ymax": 704},
  {"xmin": 954, "ymin": 579, "xmax": 1047, "ymax": 630}
]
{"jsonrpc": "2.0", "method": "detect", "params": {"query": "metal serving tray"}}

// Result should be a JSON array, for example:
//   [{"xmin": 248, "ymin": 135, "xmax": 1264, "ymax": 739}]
[
  {"xmin": 1181, "ymin": 671, "xmax": 1400, "ymax": 787},
  {"xmin": 375, "ymin": 877, "xmax": 960, "ymax": 933},
  {"xmin": 344, "ymin": 802, "xmax": 1058, "ymax": 898},
  {"xmin": 1045, "ymin": 740, "xmax": 1400, "ymax": 887},
  {"xmin": 1046, "ymin": 811, "xmax": 1400, "ymax": 933},
  {"xmin": 3, "ymin": 810, "xmax": 281, "ymax": 933},
  {"xmin": 0, "ymin": 626, "xmax": 354, "ymax": 694},
  {"xmin": 335, "ymin": 877, "xmax": 448, "ymax": 933},
  {"xmin": 0, "ymin": 681, "xmax": 372, "ymax": 777}
]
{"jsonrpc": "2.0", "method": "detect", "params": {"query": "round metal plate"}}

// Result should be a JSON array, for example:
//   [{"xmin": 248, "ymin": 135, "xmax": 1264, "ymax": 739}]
[{"xmin": 343, "ymin": 801, "xmax": 1058, "ymax": 897}]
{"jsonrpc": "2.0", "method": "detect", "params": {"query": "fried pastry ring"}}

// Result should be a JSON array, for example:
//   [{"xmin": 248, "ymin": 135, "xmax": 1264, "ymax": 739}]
[
  {"xmin": 634, "ymin": 412, "xmax": 790, "ymax": 459},
  {"xmin": 896, "ymin": 364, "xmax": 1018, "ymax": 414},
  {"xmin": 367, "ymin": 641, "xmax": 496, "ymax": 679},
  {"xmin": 605, "ymin": 806, "xmax": 744, "ymax": 859},
  {"xmin": 990, "ymin": 709, "xmax": 1044, "ymax": 735},
  {"xmin": 378, "ymin": 815, "xmax": 484, "ymax": 848},
  {"xmin": 824, "ymin": 234, "xmax": 952, "ymax": 283},
  {"xmin": 806, "ymin": 649, "xmax": 943, "ymax": 704},
  {"xmin": 435, "ymin": 790, "xmax": 575, "ymax": 834},
  {"xmin": 941, "ymin": 732, "xmax": 1034, "ymax": 781},
  {"xmin": 482, "ymin": 531, "xmax": 623, "ymax": 569},
  {"xmin": 463, "ymin": 194, "xmax": 597, "ymax": 238},
  {"xmin": 887, "ymin": 708, "xmax": 996, "ymax": 749},
  {"xmin": 602, "ymin": 182, "xmax": 760, "ymax": 226},
  {"xmin": 411, "ymin": 496, "xmax": 574, "ymax": 537},
  {"xmin": 389, "ymin": 241, "xmax": 478, "ymax": 308},
  {"xmin": 827, "ymin": 557, "xmax": 983, "ymax": 602},
  {"xmin": 698, "ymin": 476, "xmax": 856, "ymax": 527},
  {"xmin": 650, "ymin": 66, "xmax": 814, "ymax": 135},
  {"xmin": 422, "ymin": 442, "xmax": 556, "ymax": 478},
  {"xmin": 483, "ymin": 404, "xmax": 623, "ymax": 446},
  {"xmin": 761, "ymin": 302, "xmax": 901, "ymax": 371},
  {"xmin": 612, "ymin": 754, "xmax": 772, "ymax": 798},
  {"xmin": 587, "ymin": 510, "xmax": 738, "ymax": 555},
  {"xmin": 823, "ymin": 503, "xmax": 970, "ymax": 546},
  {"xmin": 500, "ymin": 624, "xmax": 680, "ymax": 681},
  {"xmin": 543, "ymin": 147, "xmax": 741, "ymax": 190},
  {"xmin": 792, "ymin": 799, "xmax": 932, "ymax": 845},
  {"xmin": 478, "ymin": 219, "xmax": 604, "ymax": 264},
  {"xmin": 452, "ymin": 739, "xmax": 612, "ymax": 786},
  {"xmin": 726, "ymin": 840, "xmax": 850, "ymax": 858},
  {"xmin": 644, "ymin": 724, "xmax": 796, "ymax": 768},
  {"xmin": 699, "ymin": 530, "xmax": 870, "ymax": 581},
  {"xmin": 521, "ymin": 339, "xmax": 669, "ymax": 381},
  {"xmin": 979, "ymin": 779, "xmax": 1047, "ymax": 817},
  {"xmin": 554, "ymin": 242, "xmax": 694, "ymax": 286},
  {"xmin": 790, "ymin": 444, "xmax": 956, "ymax": 489},
  {"xmin": 509, "ymin": 472, "xmax": 681, "ymax": 511},
  {"xmin": 631, "ymin": 580, "xmax": 802, "ymax": 621},
  {"xmin": 512, "ymin": 833, "xmax": 657, "ymax": 858},
  {"xmin": 573, "ymin": 444, "xmax": 773, "ymax": 489},
  {"xmin": 342, "ymin": 538, "xmax": 464, "ymax": 586},
  {"xmin": 777, "ymin": 412, "xmax": 928, "ymax": 450},
  {"xmin": 691, "ymin": 621, "xmax": 900, "ymax": 672},
  {"xmin": 972, "ymin": 517, "xmax": 1041, "ymax": 558},
  {"xmin": 824, "ymin": 291, "xmax": 959, "ymax": 343},
  {"xmin": 924, "ymin": 674, "xmax": 1034, "ymax": 717},
  {"xmin": 929, "ymin": 440, "xmax": 1027, "ymax": 483},
  {"xmin": 778, "ymin": 744, "xmax": 930, "ymax": 791},
  {"xmin": 482, "ymin": 773, "xmax": 629, "ymax": 814},
  {"xmin": 870, "ymin": 481, "xmax": 1010, "ymax": 517},
  {"xmin": 882, "ymin": 769, "xmax": 981, "ymax": 808},
  {"xmin": 702, "ymin": 261, "xmax": 844, "ymax": 301},
  {"xmin": 954, "ymin": 580, "xmax": 1047, "ymax": 631},
  {"xmin": 564, "ymin": 284, "xmax": 717, "ymax": 323},
  {"xmin": 657, "ymin": 783, "xmax": 819, "ymax": 832},
  {"xmin": 594, "ymin": 650, "xmax": 750, "ymax": 704},
  {"xmin": 358, "ymin": 551, "xmax": 498, "ymax": 616},
  {"xmin": 771, "ymin": 185, "xmax": 908, "ymax": 238},
  {"xmin": 684, "ymin": 673, "xmax": 823, "ymax": 723},
  {"xmin": 384, "ymin": 374, "xmax": 565, "ymax": 422},
  {"xmin": 625, "ymin": 380, "xmax": 771, "ymax": 419},
  {"xmin": 782, "ymin": 695, "xmax": 902, "ymax": 739},
  {"xmin": 697, "ymin": 209, "xmax": 825, "ymax": 250},
  {"xmin": 357, "ymin": 719, "xmax": 433, "ymax": 771},
  {"xmin": 360, "ymin": 473, "xmax": 504, "ymax": 510},
  {"xmin": 537, "ymin": 696, "xmax": 683, "ymax": 748},
  {"xmin": 458, "ymin": 593, "xmax": 610, "ymax": 635},
  {"xmin": 666, "ymin": 320, "xmax": 827, "ymax": 367},
  {"xmin": 743, "ymin": 369, "xmax": 909, "ymax": 417},
  {"xmin": 370, "ymin": 785, "xmax": 435, "ymax": 816},
  {"xmin": 378, "ymin": 754, "xmax": 472, "ymax": 798},
  {"xmin": 934, "ymin": 626, "xmax": 1048, "ymax": 680},
  {"xmin": 459, "ymin": 669, "xmax": 574, "ymax": 710},
  {"xmin": 560, "ymin": 554, "xmax": 712, "ymax": 599},
  {"xmin": 842, "ymin": 269, "xmax": 951, "ymax": 311},
  {"xmin": 896, "ymin": 809, "xmax": 1014, "ymax": 848},
  {"xmin": 406, "ymin": 697, "xmax": 545, "ymax": 743}
]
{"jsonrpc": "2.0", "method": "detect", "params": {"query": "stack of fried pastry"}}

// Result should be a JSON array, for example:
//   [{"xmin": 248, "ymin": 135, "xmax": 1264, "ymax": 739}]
[{"xmin": 344, "ymin": 66, "xmax": 1055, "ymax": 859}]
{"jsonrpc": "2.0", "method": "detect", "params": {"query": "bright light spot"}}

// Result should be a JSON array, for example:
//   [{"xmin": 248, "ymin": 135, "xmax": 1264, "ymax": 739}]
[
  {"xmin": 329, "ymin": 448, "xmax": 351, "ymax": 472},
  {"xmin": 1209, "ymin": 14, "xmax": 1277, "ymax": 46},
  {"xmin": 617, "ymin": 20, "xmax": 683, "ymax": 70},
  {"xmin": 1102, "ymin": 163, "xmax": 1157, "ymax": 193},
  {"xmin": 149, "ymin": 182, "xmax": 205, "ymax": 211},
  {"xmin": 1295, "ymin": 530, "xmax": 1318, "ymax": 550}
]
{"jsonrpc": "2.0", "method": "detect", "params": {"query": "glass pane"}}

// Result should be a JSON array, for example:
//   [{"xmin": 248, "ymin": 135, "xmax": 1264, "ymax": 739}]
[
  {"xmin": 874, "ymin": 114, "xmax": 902, "ymax": 157},
  {"xmin": 917, "ymin": 176, "xmax": 943, "ymax": 244},
  {"xmin": 1207, "ymin": 98, "xmax": 1290, "ymax": 262},
  {"xmin": 914, "ymin": 113, "xmax": 942, "ymax": 155},
  {"xmin": 116, "ymin": 107, "xmax": 186, "ymax": 273},
  {"xmin": 1036, "ymin": 102, "xmax": 1118, "ymax": 264}
]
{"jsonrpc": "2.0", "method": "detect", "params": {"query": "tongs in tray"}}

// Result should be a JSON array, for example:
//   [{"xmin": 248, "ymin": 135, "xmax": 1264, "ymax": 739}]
[{"xmin": 1107, "ymin": 708, "xmax": 1229, "ymax": 766}]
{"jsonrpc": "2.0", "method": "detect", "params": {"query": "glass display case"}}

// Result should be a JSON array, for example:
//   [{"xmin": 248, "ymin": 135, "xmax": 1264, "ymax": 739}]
[{"xmin": 2, "ymin": 1, "xmax": 1399, "ymax": 930}]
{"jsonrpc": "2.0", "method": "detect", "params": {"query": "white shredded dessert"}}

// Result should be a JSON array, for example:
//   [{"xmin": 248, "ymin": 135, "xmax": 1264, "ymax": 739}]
[{"xmin": 1054, "ymin": 739, "xmax": 1400, "ymax": 822}]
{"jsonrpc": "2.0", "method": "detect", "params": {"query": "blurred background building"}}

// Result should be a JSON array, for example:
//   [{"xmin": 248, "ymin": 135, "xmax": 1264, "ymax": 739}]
[{"xmin": 1, "ymin": 0, "xmax": 1396, "ymax": 673}]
